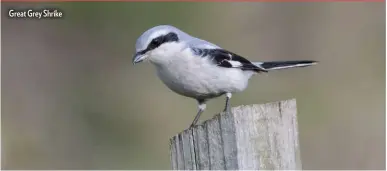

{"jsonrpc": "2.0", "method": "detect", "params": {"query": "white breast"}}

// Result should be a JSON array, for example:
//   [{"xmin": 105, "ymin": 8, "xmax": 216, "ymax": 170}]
[{"xmin": 150, "ymin": 47, "xmax": 255, "ymax": 99}]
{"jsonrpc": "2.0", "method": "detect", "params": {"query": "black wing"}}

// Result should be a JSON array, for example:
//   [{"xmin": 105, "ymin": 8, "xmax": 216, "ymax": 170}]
[{"xmin": 192, "ymin": 48, "xmax": 267, "ymax": 73}]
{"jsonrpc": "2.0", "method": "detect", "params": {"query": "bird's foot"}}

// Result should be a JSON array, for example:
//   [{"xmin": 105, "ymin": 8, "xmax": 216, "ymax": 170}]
[
  {"xmin": 189, "ymin": 123, "xmax": 195, "ymax": 129},
  {"xmin": 223, "ymin": 93, "xmax": 232, "ymax": 114},
  {"xmin": 223, "ymin": 104, "xmax": 231, "ymax": 114}
]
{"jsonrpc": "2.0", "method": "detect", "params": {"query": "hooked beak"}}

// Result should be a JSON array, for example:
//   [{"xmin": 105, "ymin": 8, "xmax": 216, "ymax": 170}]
[{"xmin": 132, "ymin": 52, "xmax": 147, "ymax": 65}]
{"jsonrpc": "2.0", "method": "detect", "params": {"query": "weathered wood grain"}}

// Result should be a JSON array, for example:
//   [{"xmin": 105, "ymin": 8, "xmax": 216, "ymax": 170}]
[{"xmin": 169, "ymin": 99, "xmax": 301, "ymax": 170}]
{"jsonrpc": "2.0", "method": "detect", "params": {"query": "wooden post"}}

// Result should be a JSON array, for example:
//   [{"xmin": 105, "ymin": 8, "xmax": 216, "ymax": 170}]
[{"xmin": 169, "ymin": 99, "xmax": 302, "ymax": 170}]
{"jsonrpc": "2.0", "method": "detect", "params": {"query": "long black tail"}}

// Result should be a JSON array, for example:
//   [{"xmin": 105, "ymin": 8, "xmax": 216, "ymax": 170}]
[{"xmin": 253, "ymin": 60, "xmax": 318, "ymax": 71}]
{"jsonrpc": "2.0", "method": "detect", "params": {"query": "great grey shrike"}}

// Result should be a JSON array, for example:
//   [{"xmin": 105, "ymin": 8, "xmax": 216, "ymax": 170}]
[{"xmin": 132, "ymin": 25, "xmax": 317, "ymax": 128}]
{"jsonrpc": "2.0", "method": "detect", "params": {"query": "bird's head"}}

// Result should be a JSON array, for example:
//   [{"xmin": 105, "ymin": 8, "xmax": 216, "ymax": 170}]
[{"xmin": 133, "ymin": 25, "xmax": 187, "ymax": 65}]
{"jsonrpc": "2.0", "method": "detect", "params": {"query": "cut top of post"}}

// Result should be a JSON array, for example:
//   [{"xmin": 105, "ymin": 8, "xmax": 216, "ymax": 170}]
[{"xmin": 169, "ymin": 99, "xmax": 302, "ymax": 170}]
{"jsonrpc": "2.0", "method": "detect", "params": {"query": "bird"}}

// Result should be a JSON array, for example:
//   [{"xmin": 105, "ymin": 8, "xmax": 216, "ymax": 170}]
[{"xmin": 132, "ymin": 25, "xmax": 317, "ymax": 128}]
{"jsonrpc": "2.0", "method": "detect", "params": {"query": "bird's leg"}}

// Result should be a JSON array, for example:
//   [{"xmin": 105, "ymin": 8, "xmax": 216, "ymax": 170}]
[
  {"xmin": 190, "ymin": 100, "xmax": 207, "ymax": 128},
  {"xmin": 223, "ymin": 93, "xmax": 232, "ymax": 112}
]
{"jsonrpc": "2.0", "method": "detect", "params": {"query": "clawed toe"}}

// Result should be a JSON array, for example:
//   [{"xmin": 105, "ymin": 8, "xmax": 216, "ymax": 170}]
[{"xmin": 223, "ymin": 106, "xmax": 231, "ymax": 113}]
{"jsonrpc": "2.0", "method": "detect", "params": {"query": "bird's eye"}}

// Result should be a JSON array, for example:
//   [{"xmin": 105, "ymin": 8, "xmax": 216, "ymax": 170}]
[
  {"xmin": 149, "ymin": 38, "xmax": 162, "ymax": 49},
  {"xmin": 153, "ymin": 39, "xmax": 160, "ymax": 45}
]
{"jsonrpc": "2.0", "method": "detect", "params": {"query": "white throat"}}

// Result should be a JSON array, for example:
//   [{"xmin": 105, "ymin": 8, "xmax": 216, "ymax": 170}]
[{"xmin": 148, "ymin": 42, "xmax": 186, "ymax": 66}]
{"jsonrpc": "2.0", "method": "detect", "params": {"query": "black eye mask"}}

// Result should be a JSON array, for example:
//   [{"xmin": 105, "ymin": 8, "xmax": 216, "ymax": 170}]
[{"xmin": 138, "ymin": 32, "xmax": 179, "ymax": 56}]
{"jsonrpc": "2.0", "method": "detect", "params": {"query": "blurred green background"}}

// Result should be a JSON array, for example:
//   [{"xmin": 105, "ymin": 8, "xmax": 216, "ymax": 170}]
[{"xmin": 2, "ymin": 2, "xmax": 385, "ymax": 170}]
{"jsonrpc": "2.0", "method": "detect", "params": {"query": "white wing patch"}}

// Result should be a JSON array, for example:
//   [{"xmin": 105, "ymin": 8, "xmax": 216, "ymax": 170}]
[{"xmin": 228, "ymin": 60, "xmax": 243, "ymax": 67}]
